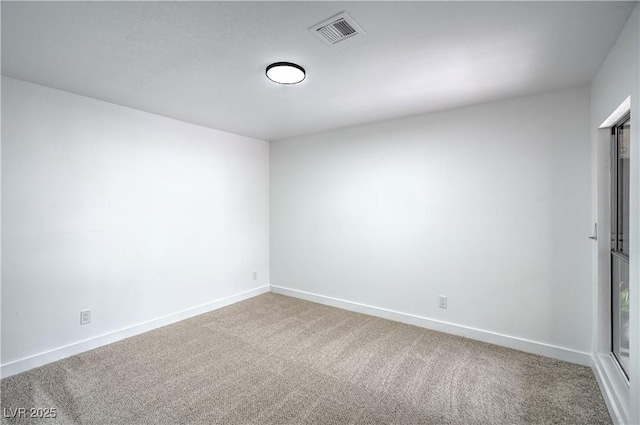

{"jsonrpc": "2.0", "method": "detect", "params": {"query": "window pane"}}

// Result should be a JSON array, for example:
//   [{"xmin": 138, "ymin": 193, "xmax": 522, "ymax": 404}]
[
  {"xmin": 618, "ymin": 120, "xmax": 630, "ymax": 254},
  {"xmin": 612, "ymin": 255, "xmax": 630, "ymax": 378}
]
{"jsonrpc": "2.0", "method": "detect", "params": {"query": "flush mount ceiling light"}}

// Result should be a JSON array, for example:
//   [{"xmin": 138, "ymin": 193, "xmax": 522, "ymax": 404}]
[{"xmin": 266, "ymin": 62, "xmax": 306, "ymax": 85}]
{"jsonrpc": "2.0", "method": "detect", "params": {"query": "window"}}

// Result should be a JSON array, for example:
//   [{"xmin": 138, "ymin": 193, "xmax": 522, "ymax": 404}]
[{"xmin": 611, "ymin": 113, "xmax": 630, "ymax": 379}]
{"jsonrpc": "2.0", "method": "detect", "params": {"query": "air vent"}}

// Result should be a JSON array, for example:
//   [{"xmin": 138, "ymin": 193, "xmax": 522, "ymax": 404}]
[{"xmin": 309, "ymin": 12, "xmax": 365, "ymax": 46}]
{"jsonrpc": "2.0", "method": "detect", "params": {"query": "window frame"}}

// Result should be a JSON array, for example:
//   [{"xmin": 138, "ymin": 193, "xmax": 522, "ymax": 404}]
[{"xmin": 610, "ymin": 111, "xmax": 631, "ymax": 381}]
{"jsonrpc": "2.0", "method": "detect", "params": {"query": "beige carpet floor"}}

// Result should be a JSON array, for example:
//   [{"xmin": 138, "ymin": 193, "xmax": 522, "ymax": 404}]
[{"xmin": 1, "ymin": 293, "xmax": 611, "ymax": 424}]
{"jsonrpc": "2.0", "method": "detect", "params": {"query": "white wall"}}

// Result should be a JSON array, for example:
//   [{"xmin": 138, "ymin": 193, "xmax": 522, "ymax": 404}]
[
  {"xmin": 1, "ymin": 77, "xmax": 270, "ymax": 372},
  {"xmin": 590, "ymin": 4, "xmax": 640, "ymax": 424},
  {"xmin": 271, "ymin": 86, "xmax": 592, "ymax": 361}
]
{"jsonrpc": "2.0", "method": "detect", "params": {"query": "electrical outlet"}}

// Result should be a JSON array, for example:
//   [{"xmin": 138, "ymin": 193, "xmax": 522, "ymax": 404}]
[
  {"xmin": 253, "ymin": 271, "xmax": 258, "ymax": 281},
  {"xmin": 438, "ymin": 296, "xmax": 447, "ymax": 309},
  {"xmin": 80, "ymin": 310, "xmax": 91, "ymax": 325}
]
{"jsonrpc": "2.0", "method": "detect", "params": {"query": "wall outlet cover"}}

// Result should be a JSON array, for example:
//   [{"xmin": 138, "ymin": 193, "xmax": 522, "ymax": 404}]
[
  {"xmin": 80, "ymin": 310, "xmax": 91, "ymax": 325},
  {"xmin": 438, "ymin": 296, "xmax": 447, "ymax": 309}
]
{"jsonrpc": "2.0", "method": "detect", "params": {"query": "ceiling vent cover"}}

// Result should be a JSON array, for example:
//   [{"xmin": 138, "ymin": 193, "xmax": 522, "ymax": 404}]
[{"xmin": 309, "ymin": 12, "xmax": 365, "ymax": 46}]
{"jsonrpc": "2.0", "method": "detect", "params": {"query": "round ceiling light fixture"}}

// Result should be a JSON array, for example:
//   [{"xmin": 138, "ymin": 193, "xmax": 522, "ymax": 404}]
[{"xmin": 266, "ymin": 62, "xmax": 306, "ymax": 85}]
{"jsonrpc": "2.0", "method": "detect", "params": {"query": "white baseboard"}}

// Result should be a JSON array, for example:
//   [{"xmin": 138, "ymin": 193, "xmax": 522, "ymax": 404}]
[
  {"xmin": 270, "ymin": 285, "xmax": 591, "ymax": 366},
  {"xmin": 2, "ymin": 284, "xmax": 592, "ymax": 380},
  {"xmin": 1, "ymin": 285, "xmax": 270, "ymax": 378},
  {"xmin": 590, "ymin": 353, "xmax": 630, "ymax": 425}
]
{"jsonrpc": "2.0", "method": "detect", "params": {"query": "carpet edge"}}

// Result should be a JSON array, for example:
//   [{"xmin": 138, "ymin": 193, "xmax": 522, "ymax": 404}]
[
  {"xmin": 0, "ymin": 285, "xmax": 270, "ymax": 378},
  {"xmin": 270, "ymin": 285, "xmax": 591, "ymax": 366}
]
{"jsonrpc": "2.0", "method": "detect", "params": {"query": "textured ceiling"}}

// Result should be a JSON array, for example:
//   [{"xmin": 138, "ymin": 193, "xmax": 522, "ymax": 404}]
[{"xmin": 1, "ymin": 1, "xmax": 635, "ymax": 141}]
